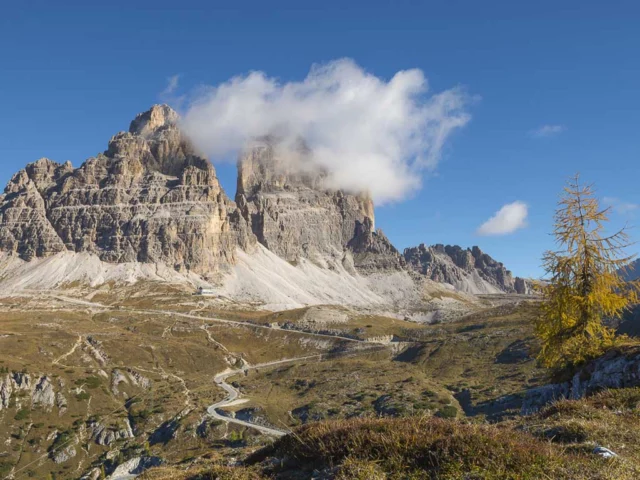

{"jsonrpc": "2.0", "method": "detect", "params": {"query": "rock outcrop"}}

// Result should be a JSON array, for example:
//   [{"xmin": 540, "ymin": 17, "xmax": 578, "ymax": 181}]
[
  {"xmin": 522, "ymin": 346, "xmax": 640, "ymax": 413},
  {"xmin": 403, "ymin": 244, "xmax": 530, "ymax": 294},
  {"xmin": 32, "ymin": 375, "xmax": 56, "ymax": 410}
]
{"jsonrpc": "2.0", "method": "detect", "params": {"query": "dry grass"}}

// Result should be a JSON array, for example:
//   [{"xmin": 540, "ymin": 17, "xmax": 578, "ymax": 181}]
[
  {"xmin": 151, "ymin": 413, "xmax": 639, "ymax": 479},
  {"xmin": 513, "ymin": 387, "xmax": 640, "ymax": 465}
]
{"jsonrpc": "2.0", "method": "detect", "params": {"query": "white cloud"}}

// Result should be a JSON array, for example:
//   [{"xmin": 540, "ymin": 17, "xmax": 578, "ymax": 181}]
[
  {"xmin": 477, "ymin": 201, "xmax": 528, "ymax": 236},
  {"xmin": 603, "ymin": 196, "xmax": 639, "ymax": 215},
  {"xmin": 162, "ymin": 74, "xmax": 180, "ymax": 96},
  {"xmin": 177, "ymin": 59, "xmax": 470, "ymax": 204},
  {"xmin": 529, "ymin": 124, "xmax": 566, "ymax": 138}
]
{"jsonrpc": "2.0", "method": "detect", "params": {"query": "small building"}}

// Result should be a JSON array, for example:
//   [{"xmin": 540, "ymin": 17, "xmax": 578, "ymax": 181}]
[{"xmin": 196, "ymin": 287, "xmax": 216, "ymax": 296}]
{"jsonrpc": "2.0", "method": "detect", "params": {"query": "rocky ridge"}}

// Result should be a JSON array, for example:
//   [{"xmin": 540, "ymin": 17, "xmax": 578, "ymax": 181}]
[
  {"xmin": 0, "ymin": 105, "xmax": 529, "ymax": 302},
  {"xmin": 404, "ymin": 244, "xmax": 531, "ymax": 294}
]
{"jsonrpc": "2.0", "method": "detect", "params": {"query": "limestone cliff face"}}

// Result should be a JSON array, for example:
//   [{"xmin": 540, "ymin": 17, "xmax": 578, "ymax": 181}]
[
  {"xmin": 235, "ymin": 141, "xmax": 399, "ymax": 271},
  {"xmin": 0, "ymin": 105, "xmax": 253, "ymax": 276}
]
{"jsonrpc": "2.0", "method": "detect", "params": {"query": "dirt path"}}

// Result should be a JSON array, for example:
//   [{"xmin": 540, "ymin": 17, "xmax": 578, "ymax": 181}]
[
  {"xmin": 52, "ymin": 333, "xmax": 83, "ymax": 366},
  {"xmin": 207, "ymin": 355, "xmax": 323, "ymax": 437}
]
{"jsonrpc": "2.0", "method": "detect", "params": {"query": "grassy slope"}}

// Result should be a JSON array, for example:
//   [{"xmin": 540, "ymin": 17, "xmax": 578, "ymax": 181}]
[
  {"xmin": 143, "ymin": 390, "xmax": 640, "ymax": 479},
  {"xmin": 0, "ymin": 294, "xmax": 347, "ymax": 479}
]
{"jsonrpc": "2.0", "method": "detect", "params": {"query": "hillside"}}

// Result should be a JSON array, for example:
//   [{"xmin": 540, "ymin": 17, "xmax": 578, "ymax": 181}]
[{"xmin": 142, "ymin": 388, "xmax": 640, "ymax": 479}]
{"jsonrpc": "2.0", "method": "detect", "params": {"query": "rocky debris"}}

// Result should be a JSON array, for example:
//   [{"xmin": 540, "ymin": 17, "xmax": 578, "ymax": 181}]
[
  {"xmin": 298, "ymin": 307, "xmax": 349, "ymax": 328},
  {"xmin": 87, "ymin": 419, "xmax": 134, "ymax": 446},
  {"xmin": 111, "ymin": 369, "xmax": 129, "ymax": 395},
  {"xmin": 522, "ymin": 346, "xmax": 640, "ymax": 413},
  {"xmin": 52, "ymin": 444, "xmax": 77, "ymax": 464},
  {"xmin": 233, "ymin": 407, "xmax": 273, "ymax": 428},
  {"xmin": 86, "ymin": 336, "xmax": 109, "ymax": 365},
  {"xmin": 0, "ymin": 374, "xmax": 12, "ymax": 410},
  {"xmin": 403, "ymin": 244, "xmax": 531, "ymax": 294},
  {"xmin": 127, "ymin": 368, "xmax": 151, "ymax": 389},
  {"xmin": 106, "ymin": 456, "xmax": 163, "ymax": 480},
  {"xmin": 80, "ymin": 468, "xmax": 102, "ymax": 480},
  {"xmin": 56, "ymin": 391, "xmax": 68, "ymax": 416},
  {"xmin": 291, "ymin": 403, "xmax": 327, "ymax": 424},
  {"xmin": 32, "ymin": 375, "xmax": 55, "ymax": 409},
  {"xmin": 11, "ymin": 371, "xmax": 31, "ymax": 390}
]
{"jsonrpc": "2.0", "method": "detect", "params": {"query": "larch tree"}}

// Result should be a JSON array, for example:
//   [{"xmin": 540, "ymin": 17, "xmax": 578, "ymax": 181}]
[{"xmin": 535, "ymin": 174, "xmax": 638, "ymax": 371}]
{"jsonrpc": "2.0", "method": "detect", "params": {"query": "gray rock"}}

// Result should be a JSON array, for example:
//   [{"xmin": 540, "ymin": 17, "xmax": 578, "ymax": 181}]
[
  {"xmin": 111, "ymin": 369, "xmax": 129, "ymax": 395},
  {"xmin": 403, "ymin": 243, "xmax": 532, "ymax": 294},
  {"xmin": 522, "ymin": 347, "xmax": 640, "ymax": 413},
  {"xmin": 52, "ymin": 445, "xmax": 76, "ymax": 464},
  {"xmin": 107, "ymin": 456, "xmax": 163, "ymax": 479},
  {"xmin": 87, "ymin": 419, "xmax": 134, "ymax": 446},
  {"xmin": 127, "ymin": 368, "xmax": 151, "ymax": 389},
  {"xmin": 32, "ymin": 375, "xmax": 56, "ymax": 409},
  {"xmin": 236, "ymin": 139, "xmax": 402, "ymax": 274},
  {"xmin": 11, "ymin": 372, "xmax": 31, "ymax": 390},
  {"xmin": 593, "ymin": 446, "xmax": 618, "ymax": 459},
  {"xmin": 56, "ymin": 391, "xmax": 68, "ymax": 416},
  {"xmin": 0, "ymin": 374, "xmax": 13, "ymax": 410}
]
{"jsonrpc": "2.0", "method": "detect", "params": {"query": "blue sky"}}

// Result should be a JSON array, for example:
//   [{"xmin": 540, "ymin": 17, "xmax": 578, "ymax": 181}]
[{"xmin": 1, "ymin": 0, "xmax": 639, "ymax": 278}]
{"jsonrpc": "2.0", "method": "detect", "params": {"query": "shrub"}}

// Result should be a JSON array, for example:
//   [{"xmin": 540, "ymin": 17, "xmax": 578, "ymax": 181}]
[
  {"xmin": 435, "ymin": 405, "xmax": 458, "ymax": 419},
  {"xmin": 14, "ymin": 408, "xmax": 30, "ymax": 421}
]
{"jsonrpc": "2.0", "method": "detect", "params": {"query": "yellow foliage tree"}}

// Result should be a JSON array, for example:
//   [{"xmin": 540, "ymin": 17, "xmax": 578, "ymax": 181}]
[{"xmin": 535, "ymin": 174, "xmax": 638, "ymax": 370}]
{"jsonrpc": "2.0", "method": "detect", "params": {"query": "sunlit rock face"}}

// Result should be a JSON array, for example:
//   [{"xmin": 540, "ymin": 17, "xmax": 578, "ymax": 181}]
[{"xmin": 0, "ymin": 105, "xmax": 253, "ymax": 276}]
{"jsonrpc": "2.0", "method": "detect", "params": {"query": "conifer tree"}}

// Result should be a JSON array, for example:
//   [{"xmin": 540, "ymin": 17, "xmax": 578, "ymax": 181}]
[{"xmin": 536, "ymin": 174, "xmax": 638, "ymax": 370}]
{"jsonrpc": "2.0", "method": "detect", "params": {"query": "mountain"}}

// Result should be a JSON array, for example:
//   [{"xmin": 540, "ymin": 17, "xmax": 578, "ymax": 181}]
[
  {"xmin": 403, "ymin": 244, "xmax": 531, "ymax": 294},
  {"xmin": 621, "ymin": 258, "xmax": 640, "ymax": 282},
  {"xmin": 0, "ymin": 105, "xmax": 530, "ymax": 306}
]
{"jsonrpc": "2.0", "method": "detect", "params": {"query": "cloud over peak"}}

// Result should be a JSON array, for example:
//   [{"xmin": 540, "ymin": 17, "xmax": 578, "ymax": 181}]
[
  {"xmin": 177, "ymin": 59, "xmax": 471, "ymax": 203},
  {"xmin": 477, "ymin": 201, "xmax": 528, "ymax": 236}
]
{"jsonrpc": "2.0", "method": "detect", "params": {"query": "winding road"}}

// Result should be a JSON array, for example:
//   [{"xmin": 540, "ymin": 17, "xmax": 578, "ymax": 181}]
[{"xmin": 207, "ymin": 355, "xmax": 323, "ymax": 437}]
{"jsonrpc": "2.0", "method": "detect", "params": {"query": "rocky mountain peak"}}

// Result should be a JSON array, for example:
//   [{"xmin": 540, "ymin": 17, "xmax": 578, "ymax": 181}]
[
  {"xmin": 129, "ymin": 104, "xmax": 178, "ymax": 136},
  {"xmin": 0, "ymin": 106, "xmax": 250, "ymax": 272},
  {"xmin": 236, "ymin": 139, "xmax": 327, "ymax": 198},
  {"xmin": 235, "ymin": 140, "xmax": 380, "ymax": 265}
]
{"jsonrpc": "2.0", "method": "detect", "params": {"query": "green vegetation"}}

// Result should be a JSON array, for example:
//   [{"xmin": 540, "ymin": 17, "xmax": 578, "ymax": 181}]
[
  {"xmin": 76, "ymin": 375, "xmax": 102, "ymax": 389},
  {"xmin": 435, "ymin": 405, "xmax": 458, "ymax": 418},
  {"xmin": 0, "ymin": 461, "xmax": 14, "ymax": 477},
  {"xmin": 536, "ymin": 175, "xmax": 639, "ymax": 371},
  {"xmin": 14, "ymin": 408, "xmax": 30, "ymax": 421}
]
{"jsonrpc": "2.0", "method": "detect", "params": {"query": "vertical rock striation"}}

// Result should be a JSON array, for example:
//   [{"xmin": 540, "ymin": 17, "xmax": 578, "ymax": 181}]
[{"xmin": 0, "ymin": 105, "xmax": 254, "ymax": 277}]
